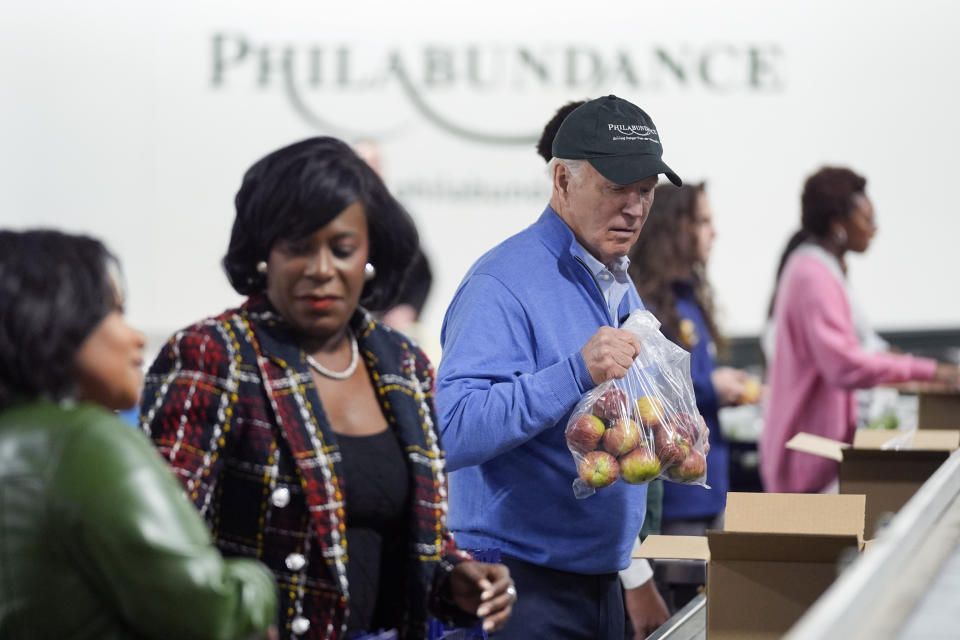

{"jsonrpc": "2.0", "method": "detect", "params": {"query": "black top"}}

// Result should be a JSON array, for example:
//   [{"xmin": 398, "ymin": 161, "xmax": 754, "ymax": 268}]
[{"xmin": 338, "ymin": 428, "xmax": 410, "ymax": 636}]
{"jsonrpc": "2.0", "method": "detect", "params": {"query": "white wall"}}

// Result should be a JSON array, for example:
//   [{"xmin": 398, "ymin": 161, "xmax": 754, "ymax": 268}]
[{"xmin": 2, "ymin": 0, "xmax": 958, "ymax": 358}]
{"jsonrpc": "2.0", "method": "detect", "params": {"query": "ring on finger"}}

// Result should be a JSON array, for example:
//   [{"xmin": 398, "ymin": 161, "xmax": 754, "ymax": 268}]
[{"xmin": 505, "ymin": 585, "xmax": 517, "ymax": 600}]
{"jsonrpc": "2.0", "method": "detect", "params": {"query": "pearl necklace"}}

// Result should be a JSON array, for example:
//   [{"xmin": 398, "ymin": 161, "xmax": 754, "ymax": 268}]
[{"xmin": 305, "ymin": 332, "xmax": 359, "ymax": 380}]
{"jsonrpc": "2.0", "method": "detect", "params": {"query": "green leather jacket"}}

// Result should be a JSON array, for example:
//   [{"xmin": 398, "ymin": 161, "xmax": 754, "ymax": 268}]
[{"xmin": 0, "ymin": 400, "xmax": 278, "ymax": 639}]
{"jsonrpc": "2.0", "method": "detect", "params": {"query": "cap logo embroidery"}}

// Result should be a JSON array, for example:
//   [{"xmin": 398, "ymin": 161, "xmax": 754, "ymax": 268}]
[{"xmin": 608, "ymin": 123, "xmax": 660, "ymax": 143}]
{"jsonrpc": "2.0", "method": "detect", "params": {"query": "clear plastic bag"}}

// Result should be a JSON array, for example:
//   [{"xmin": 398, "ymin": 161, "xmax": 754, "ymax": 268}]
[{"xmin": 565, "ymin": 310, "xmax": 711, "ymax": 499}]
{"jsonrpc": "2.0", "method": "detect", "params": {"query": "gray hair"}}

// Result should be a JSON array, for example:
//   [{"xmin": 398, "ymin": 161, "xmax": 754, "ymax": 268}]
[{"xmin": 546, "ymin": 157, "xmax": 589, "ymax": 183}]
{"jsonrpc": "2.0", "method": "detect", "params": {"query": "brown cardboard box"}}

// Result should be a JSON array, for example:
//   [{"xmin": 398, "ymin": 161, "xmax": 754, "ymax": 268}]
[
  {"xmin": 917, "ymin": 388, "xmax": 960, "ymax": 429},
  {"xmin": 786, "ymin": 429, "xmax": 958, "ymax": 537},
  {"xmin": 885, "ymin": 382, "xmax": 960, "ymax": 429},
  {"xmin": 637, "ymin": 492, "xmax": 865, "ymax": 640}
]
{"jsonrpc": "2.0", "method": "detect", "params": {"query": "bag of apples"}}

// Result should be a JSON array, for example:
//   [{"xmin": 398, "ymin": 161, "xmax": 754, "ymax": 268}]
[{"xmin": 565, "ymin": 309, "xmax": 709, "ymax": 499}]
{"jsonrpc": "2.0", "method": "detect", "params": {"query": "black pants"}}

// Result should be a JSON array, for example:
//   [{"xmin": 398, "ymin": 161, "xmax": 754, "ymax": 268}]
[{"xmin": 490, "ymin": 554, "xmax": 624, "ymax": 640}]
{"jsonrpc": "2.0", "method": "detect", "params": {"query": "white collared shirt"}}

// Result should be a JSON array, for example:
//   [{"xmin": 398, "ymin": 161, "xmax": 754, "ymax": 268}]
[{"xmin": 572, "ymin": 242, "xmax": 633, "ymax": 327}]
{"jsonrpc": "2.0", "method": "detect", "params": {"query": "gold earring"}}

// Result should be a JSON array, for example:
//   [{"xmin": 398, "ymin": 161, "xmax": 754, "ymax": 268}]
[
  {"xmin": 256, "ymin": 261, "xmax": 268, "ymax": 274},
  {"xmin": 364, "ymin": 263, "xmax": 376, "ymax": 281}
]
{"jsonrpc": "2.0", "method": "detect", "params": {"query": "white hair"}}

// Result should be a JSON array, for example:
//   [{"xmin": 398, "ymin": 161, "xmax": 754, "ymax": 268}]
[{"xmin": 546, "ymin": 157, "xmax": 589, "ymax": 183}]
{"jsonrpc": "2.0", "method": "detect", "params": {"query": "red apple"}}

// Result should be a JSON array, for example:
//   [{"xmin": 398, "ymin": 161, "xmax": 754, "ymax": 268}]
[
  {"xmin": 594, "ymin": 387, "xmax": 628, "ymax": 421},
  {"xmin": 602, "ymin": 418, "xmax": 641, "ymax": 456},
  {"xmin": 668, "ymin": 413, "xmax": 701, "ymax": 448},
  {"xmin": 619, "ymin": 446, "xmax": 661, "ymax": 484},
  {"xmin": 653, "ymin": 423, "xmax": 689, "ymax": 465},
  {"xmin": 566, "ymin": 414, "xmax": 605, "ymax": 453},
  {"xmin": 634, "ymin": 396, "xmax": 665, "ymax": 428},
  {"xmin": 578, "ymin": 450, "xmax": 620, "ymax": 488},
  {"xmin": 667, "ymin": 450, "xmax": 707, "ymax": 483}
]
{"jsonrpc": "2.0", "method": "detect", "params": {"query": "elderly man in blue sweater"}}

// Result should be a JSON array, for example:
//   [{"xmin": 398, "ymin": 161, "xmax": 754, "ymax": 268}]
[{"xmin": 436, "ymin": 95, "xmax": 682, "ymax": 639}]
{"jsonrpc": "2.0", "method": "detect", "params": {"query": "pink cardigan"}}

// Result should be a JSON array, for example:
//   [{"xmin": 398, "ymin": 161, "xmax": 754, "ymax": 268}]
[{"xmin": 760, "ymin": 249, "xmax": 937, "ymax": 493}]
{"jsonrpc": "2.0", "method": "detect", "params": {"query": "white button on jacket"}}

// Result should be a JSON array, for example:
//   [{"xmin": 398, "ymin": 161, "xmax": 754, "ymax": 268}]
[
  {"xmin": 291, "ymin": 616, "xmax": 310, "ymax": 635},
  {"xmin": 271, "ymin": 487, "xmax": 291, "ymax": 508},
  {"xmin": 285, "ymin": 553, "xmax": 306, "ymax": 571}
]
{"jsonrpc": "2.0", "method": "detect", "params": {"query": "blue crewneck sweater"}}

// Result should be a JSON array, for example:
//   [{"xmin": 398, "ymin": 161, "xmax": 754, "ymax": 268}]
[{"xmin": 436, "ymin": 206, "xmax": 648, "ymax": 574}]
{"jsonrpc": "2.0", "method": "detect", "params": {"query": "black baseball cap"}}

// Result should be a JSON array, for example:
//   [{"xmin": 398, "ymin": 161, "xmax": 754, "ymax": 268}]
[{"xmin": 551, "ymin": 95, "xmax": 681, "ymax": 186}]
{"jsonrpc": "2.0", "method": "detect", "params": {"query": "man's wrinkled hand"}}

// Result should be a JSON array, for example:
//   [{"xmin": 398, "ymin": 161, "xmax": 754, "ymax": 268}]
[{"xmin": 581, "ymin": 327, "xmax": 642, "ymax": 385}]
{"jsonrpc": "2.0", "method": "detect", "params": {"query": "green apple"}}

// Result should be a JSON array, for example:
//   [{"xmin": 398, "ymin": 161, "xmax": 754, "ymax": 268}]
[
  {"xmin": 619, "ymin": 446, "xmax": 661, "ymax": 484},
  {"xmin": 602, "ymin": 418, "xmax": 641, "ymax": 457},
  {"xmin": 634, "ymin": 395, "xmax": 665, "ymax": 428},
  {"xmin": 578, "ymin": 450, "xmax": 620, "ymax": 488}
]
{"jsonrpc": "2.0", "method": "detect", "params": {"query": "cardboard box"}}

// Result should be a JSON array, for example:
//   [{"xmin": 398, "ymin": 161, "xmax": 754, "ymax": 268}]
[
  {"xmin": 786, "ymin": 429, "xmax": 958, "ymax": 538},
  {"xmin": 917, "ymin": 388, "xmax": 960, "ymax": 430},
  {"xmin": 637, "ymin": 492, "xmax": 865, "ymax": 640},
  {"xmin": 886, "ymin": 382, "xmax": 960, "ymax": 429}
]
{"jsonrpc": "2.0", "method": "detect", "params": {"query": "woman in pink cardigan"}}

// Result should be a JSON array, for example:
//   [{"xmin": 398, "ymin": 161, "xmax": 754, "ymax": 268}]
[{"xmin": 760, "ymin": 167, "xmax": 960, "ymax": 493}]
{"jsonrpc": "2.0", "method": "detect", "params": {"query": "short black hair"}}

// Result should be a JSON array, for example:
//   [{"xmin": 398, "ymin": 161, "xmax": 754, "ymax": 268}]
[
  {"xmin": 0, "ymin": 229, "xmax": 118, "ymax": 410},
  {"xmin": 223, "ymin": 136, "xmax": 419, "ymax": 311},
  {"xmin": 801, "ymin": 166, "xmax": 867, "ymax": 237},
  {"xmin": 536, "ymin": 100, "xmax": 586, "ymax": 163}
]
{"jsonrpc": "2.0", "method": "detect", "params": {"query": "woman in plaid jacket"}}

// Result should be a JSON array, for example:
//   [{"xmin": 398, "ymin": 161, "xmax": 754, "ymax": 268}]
[{"xmin": 140, "ymin": 137, "xmax": 514, "ymax": 640}]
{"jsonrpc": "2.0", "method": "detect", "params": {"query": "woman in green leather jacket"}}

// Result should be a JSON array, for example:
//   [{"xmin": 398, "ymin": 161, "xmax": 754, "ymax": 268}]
[{"xmin": 0, "ymin": 229, "xmax": 279, "ymax": 640}]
